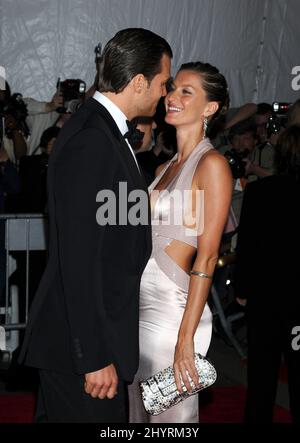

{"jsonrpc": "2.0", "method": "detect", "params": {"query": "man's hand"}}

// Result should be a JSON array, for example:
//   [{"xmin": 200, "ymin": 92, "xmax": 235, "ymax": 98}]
[
  {"xmin": 84, "ymin": 364, "xmax": 118, "ymax": 400},
  {"xmin": 243, "ymin": 157, "xmax": 255, "ymax": 175},
  {"xmin": 45, "ymin": 91, "xmax": 64, "ymax": 112}
]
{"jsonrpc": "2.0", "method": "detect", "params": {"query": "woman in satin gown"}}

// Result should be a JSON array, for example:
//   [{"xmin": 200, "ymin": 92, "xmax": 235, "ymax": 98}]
[{"xmin": 128, "ymin": 62, "xmax": 232, "ymax": 423}]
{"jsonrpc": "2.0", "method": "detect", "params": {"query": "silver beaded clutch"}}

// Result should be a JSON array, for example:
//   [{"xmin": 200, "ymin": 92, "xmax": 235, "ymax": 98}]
[{"xmin": 139, "ymin": 353, "xmax": 217, "ymax": 416}]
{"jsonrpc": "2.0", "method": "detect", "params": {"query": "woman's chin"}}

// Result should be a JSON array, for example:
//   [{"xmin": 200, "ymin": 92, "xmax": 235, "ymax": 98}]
[{"xmin": 165, "ymin": 113, "xmax": 178, "ymax": 125}]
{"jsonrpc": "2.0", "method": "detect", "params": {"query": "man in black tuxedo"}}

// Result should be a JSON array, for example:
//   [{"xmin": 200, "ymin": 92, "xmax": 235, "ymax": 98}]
[
  {"xmin": 18, "ymin": 28, "xmax": 172, "ymax": 422},
  {"xmin": 234, "ymin": 125, "xmax": 300, "ymax": 422}
]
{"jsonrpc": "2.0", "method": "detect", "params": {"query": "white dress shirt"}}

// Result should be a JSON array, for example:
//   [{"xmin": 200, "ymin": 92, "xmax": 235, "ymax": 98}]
[{"xmin": 92, "ymin": 91, "xmax": 140, "ymax": 173}]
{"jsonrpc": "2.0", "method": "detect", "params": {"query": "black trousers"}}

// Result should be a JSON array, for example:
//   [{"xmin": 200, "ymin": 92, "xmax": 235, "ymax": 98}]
[
  {"xmin": 245, "ymin": 313, "xmax": 300, "ymax": 423},
  {"xmin": 36, "ymin": 369, "xmax": 126, "ymax": 423}
]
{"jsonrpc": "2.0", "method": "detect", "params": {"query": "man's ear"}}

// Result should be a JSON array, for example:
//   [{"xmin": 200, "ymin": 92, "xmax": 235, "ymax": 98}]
[
  {"xmin": 204, "ymin": 101, "xmax": 219, "ymax": 118},
  {"xmin": 131, "ymin": 74, "xmax": 147, "ymax": 93}
]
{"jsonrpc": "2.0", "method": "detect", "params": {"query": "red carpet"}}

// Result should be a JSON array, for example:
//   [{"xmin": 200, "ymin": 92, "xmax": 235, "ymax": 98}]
[
  {"xmin": 200, "ymin": 386, "xmax": 292, "ymax": 423},
  {"xmin": 0, "ymin": 392, "xmax": 36, "ymax": 423},
  {"xmin": 278, "ymin": 362, "xmax": 289, "ymax": 384},
  {"xmin": 0, "ymin": 387, "xmax": 292, "ymax": 423}
]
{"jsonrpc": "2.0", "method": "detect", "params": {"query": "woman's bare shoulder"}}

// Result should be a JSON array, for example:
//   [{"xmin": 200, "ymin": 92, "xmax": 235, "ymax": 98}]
[{"xmin": 195, "ymin": 149, "xmax": 231, "ymax": 184}]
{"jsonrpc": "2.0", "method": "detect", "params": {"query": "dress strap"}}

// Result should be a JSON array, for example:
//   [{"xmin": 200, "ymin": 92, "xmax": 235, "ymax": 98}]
[{"xmin": 175, "ymin": 144, "xmax": 213, "ymax": 190}]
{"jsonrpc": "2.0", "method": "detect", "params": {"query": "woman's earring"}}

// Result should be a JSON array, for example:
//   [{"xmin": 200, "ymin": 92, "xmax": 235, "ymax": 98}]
[{"xmin": 203, "ymin": 117, "xmax": 208, "ymax": 139}]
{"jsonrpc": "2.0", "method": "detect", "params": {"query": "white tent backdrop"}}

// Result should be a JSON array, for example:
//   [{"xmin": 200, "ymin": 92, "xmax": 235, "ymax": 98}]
[{"xmin": 1, "ymin": 0, "xmax": 299, "ymax": 106}]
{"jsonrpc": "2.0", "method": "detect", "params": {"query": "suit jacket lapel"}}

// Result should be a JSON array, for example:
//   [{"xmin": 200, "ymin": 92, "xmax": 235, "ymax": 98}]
[{"xmin": 92, "ymin": 100, "xmax": 152, "ymax": 261}]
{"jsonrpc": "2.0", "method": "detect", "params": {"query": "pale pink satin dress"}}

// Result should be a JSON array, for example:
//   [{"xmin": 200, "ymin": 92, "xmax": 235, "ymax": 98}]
[{"xmin": 128, "ymin": 139, "xmax": 216, "ymax": 423}]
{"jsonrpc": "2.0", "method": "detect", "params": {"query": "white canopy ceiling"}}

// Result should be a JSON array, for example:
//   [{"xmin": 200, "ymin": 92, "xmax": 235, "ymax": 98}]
[{"xmin": 1, "ymin": 0, "xmax": 299, "ymax": 106}]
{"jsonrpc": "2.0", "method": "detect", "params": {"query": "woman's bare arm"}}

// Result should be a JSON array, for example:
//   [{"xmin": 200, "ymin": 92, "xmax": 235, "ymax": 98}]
[{"xmin": 173, "ymin": 152, "xmax": 233, "ymax": 392}]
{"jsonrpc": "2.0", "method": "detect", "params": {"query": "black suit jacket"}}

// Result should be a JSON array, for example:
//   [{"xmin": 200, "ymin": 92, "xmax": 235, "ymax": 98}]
[
  {"xmin": 19, "ymin": 98, "xmax": 152, "ymax": 381},
  {"xmin": 234, "ymin": 175, "xmax": 300, "ymax": 318}
]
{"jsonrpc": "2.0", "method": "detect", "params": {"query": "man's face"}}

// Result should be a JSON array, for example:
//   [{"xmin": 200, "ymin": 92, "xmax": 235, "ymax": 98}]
[
  {"xmin": 232, "ymin": 132, "xmax": 256, "ymax": 153},
  {"xmin": 141, "ymin": 54, "xmax": 171, "ymax": 116}
]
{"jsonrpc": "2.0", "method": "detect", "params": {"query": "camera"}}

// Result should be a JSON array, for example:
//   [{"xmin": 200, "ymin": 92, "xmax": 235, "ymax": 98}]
[
  {"xmin": 266, "ymin": 101, "xmax": 291, "ymax": 137},
  {"xmin": 56, "ymin": 78, "xmax": 86, "ymax": 114},
  {"xmin": 224, "ymin": 148, "xmax": 249, "ymax": 179},
  {"xmin": 0, "ymin": 93, "xmax": 29, "ymax": 139},
  {"xmin": 266, "ymin": 114, "xmax": 286, "ymax": 137},
  {"xmin": 94, "ymin": 42, "xmax": 102, "ymax": 63},
  {"xmin": 272, "ymin": 102, "xmax": 292, "ymax": 114}
]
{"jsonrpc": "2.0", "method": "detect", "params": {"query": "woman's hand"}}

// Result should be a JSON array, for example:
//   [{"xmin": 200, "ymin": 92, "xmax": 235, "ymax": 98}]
[{"xmin": 173, "ymin": 340, "xmax": 199, "ymax": 394}]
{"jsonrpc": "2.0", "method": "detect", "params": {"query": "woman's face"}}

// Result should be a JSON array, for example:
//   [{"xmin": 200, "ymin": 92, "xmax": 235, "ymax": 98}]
[{"xmin": 165, "ymin": 69, "xmax": 211, "ymax": 128}]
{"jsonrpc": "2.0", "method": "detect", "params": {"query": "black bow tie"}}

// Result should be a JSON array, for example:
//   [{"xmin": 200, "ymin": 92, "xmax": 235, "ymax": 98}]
[{"xmin": 124, "ymin": 120, "xmax": 144, "ymax": 148}]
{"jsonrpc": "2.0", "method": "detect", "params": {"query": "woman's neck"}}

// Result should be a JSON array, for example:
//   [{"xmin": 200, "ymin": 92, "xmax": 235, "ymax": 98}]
[{"xmin": 175, "ymin": 126, "xmax": 205, "ymax": 163}]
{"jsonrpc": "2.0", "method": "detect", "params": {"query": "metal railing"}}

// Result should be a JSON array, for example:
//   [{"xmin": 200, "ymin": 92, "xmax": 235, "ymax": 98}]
[
  {"xmin": 0, "ymin": 214, "xmax": 48, "ymax": 367},
  {"xmin": 211, "ymin": 251, "xmax": 246, "ymax": 359}
]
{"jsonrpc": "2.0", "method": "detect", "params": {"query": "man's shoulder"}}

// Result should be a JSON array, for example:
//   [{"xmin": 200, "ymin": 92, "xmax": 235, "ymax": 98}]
[
  {"xmin": 65, "ymin": 98, "xmax": 118, "ymax": 139},
  {"xmin": 245, "ymin": 175, "xmax": 285, "ymax": 203},
  {"xmin": 54, "ymin": 100, "xmax": 115, "ymax": 149},
  {"xmin": 246, "ymin": 175, "xmax": 274, "ymax": 190},
  {"xmin": 68, "ymin": 98, "xmax": 104, "ymax": 128}
]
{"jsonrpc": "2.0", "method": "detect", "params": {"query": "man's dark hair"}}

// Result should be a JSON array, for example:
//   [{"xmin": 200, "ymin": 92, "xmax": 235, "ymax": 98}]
[
  {"xmin": 97, "ymin": 28, "xmax": 172, "ymax": 93},
  {"xmin": 228, "ymin": 118, "xmax": 256, "ymax": 142},
  {"xmin": 287, "ymin": 98, "xmax": 300, "ymax": 127},
  {"xmin": 256, "ymin": 102, "xmax": 272, "ymax": 115}
]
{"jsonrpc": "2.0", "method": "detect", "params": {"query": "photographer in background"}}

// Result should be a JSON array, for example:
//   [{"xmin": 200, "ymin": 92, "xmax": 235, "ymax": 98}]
[
  {"xmin": 24, "ymin": 79, "xmax": 85, "ymax": 155},
  {"xmin": 135, "ymin": 98, "xmax": 176, "ymax": 185},
  {"xmin": 0, "ymin": 82, "xmax": 29, "ymax": 164},
  {"xmin": 130, "ymin": 116, "xmax": 175, "ymax": 186},
  {"xmin": 223, "ymin": 119, "xmax": 257, "ymax": 223},
  {"xmin": 55, "ymin": 78, "xmax": 86, "ymax": 116},
  {"xmin": 6, "ymin": 126, "xmax": 60, "ymax": 333},
  {"xmin": 24, "ymin": 90, "xmax": 62, "ymax": 156},
  {"xmin": 234, "ymin": 124, "xmax": 300, "ymax": 423},
  {"xmin": 254, "ymin": 102, "xmax": 273, "ymax": 145},
  {"xmin": 247, "ymin": 105, "xmax": 287, "ymax": 182},
  {"xmin": 17, "ymin": 126, "xmax": 60, "ymax": 213},
  {"xmin": 0, "ymin": 142, "xmax": 21, "ymax": 301}
]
